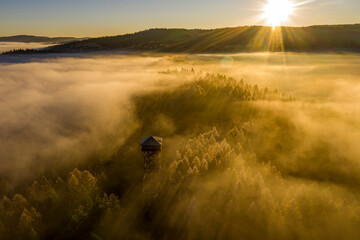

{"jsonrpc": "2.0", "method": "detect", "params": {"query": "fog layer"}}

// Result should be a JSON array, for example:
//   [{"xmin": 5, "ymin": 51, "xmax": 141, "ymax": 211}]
[{"xmin": 0, "ymin": 52, "xmax": 360, "ymax": 239}]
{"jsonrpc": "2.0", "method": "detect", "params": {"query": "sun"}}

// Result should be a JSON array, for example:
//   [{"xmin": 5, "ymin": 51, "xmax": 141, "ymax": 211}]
[{"xmin": 263, "ymin": 0, "xmax": 295, "ymax": 28}]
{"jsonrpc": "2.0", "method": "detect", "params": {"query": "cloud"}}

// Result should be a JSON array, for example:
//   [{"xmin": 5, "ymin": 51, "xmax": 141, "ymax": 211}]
[
  {"xmin": 0, "ymin": 54, "xmax": 174, "ymax": 183},
  {"xmin": 1, "ymin": 50, "xmax": 360, "ymax": 239},
  {"xmin": 0, "ymin": 51, "xmax": 359, "ymax": 188}
]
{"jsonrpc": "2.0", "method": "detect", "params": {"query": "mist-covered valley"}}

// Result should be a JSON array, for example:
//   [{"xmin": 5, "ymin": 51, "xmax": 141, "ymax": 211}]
[{"xmin": 0, "ymin": 51, "xmax": 360, "ymax": 240}]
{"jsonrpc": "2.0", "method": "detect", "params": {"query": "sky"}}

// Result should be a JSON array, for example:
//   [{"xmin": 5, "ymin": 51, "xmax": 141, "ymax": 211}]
[{"xmin": 0, "ymin": 0, "xmax": 359, "ymax": 37}]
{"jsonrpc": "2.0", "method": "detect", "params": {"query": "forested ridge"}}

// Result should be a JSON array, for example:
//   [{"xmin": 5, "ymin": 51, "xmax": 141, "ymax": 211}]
[
  {"xmin": 0, "ymin": 35, "xmax": 85, "ymax": 43},
  {"xmin": 1, "ymin": 70, "xmax": 360, "ymax": 240},
  {"xmin": 3, "ymin": 24, "xmax": 360, "ymax": 54}
]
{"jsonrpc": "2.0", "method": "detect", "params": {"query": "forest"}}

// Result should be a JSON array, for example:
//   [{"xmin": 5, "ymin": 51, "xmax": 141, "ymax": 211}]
[{"xmin": 1, "ymin": 63, "xmax": 360, "ymax": 239}]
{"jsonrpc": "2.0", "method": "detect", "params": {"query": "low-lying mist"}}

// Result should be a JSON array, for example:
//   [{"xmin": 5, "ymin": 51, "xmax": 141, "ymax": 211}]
[
  {"xmin": 0, "ymin": 52, "xmax": 360, "ymax": 240},
  {"xmin": 0, "ymin": 54, "xmax": 170, "ymax": 183},
  {"xmin": 169, "ymin": 53, "xmax": 360, "ymax": 102}
]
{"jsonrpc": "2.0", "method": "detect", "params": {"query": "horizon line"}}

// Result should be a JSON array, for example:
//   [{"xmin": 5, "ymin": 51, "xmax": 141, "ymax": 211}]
[{"xmin": 1, "ymin": 22, "xmax": 359, "ymax": 38}]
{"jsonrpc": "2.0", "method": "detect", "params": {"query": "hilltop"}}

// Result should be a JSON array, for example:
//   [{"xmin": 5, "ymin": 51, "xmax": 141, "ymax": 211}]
[
  {"xmin": 3, "ymin": 24, "xmax": 360, "ymax": 54},
  {"xmin": 0, "ymin": 35, "xmax": 86, "ymax": 43}
]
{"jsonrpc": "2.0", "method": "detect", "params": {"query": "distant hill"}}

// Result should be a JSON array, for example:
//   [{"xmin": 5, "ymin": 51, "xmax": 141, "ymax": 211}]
[
  {"xmin": 0, "ymin": 35, "xmax": 86, "ymax": 43},
  {"xmin": 3, "ymin": 24, "xmax": 360, "ymax": 54}
]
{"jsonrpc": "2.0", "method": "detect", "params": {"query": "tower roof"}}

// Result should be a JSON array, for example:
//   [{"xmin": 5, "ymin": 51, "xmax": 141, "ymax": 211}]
[{"xmin": 140, "ymin": 136, "xmax": 163, "ymax": 147}]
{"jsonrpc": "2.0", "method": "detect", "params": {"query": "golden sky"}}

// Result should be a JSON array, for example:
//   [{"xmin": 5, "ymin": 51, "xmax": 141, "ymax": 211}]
[{"xmin": 0, "ymin": 0, "xmax": 359, "ymax": 37}]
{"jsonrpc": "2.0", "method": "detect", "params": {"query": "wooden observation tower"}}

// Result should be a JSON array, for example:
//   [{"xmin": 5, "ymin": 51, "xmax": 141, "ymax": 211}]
[{"xmin": 140, "ymin": 136, "xmax": 163, "ymax": 202}]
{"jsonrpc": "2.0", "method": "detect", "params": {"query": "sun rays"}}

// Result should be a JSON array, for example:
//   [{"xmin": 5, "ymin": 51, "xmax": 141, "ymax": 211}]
[
  {"xmin": 261, "ymin": 0, "xmax": 313, "ymax": 28},
  {"xmin": 180, "ymin": 0, "xmax": 312, "ymax": 55},
  {"xmin": 250, "ymin": 0, "xmax": 312, "ymax": 58},
  {"xmin": 263, "ymin": 0, "xmax": 295, "ymax": 29}
]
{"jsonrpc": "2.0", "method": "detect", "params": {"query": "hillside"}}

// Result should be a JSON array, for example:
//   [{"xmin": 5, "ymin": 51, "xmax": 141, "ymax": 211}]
[
  {"xmin": 1, "ymin": 65, "xmax": 360, "ymax": 239},
  {"xmin": 3, "ymin": 24, "xmax": 360, "ymax": 54},
  {"xmin": 0, "ymin": 35, "xmax": 86, "ymax": 43}
]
